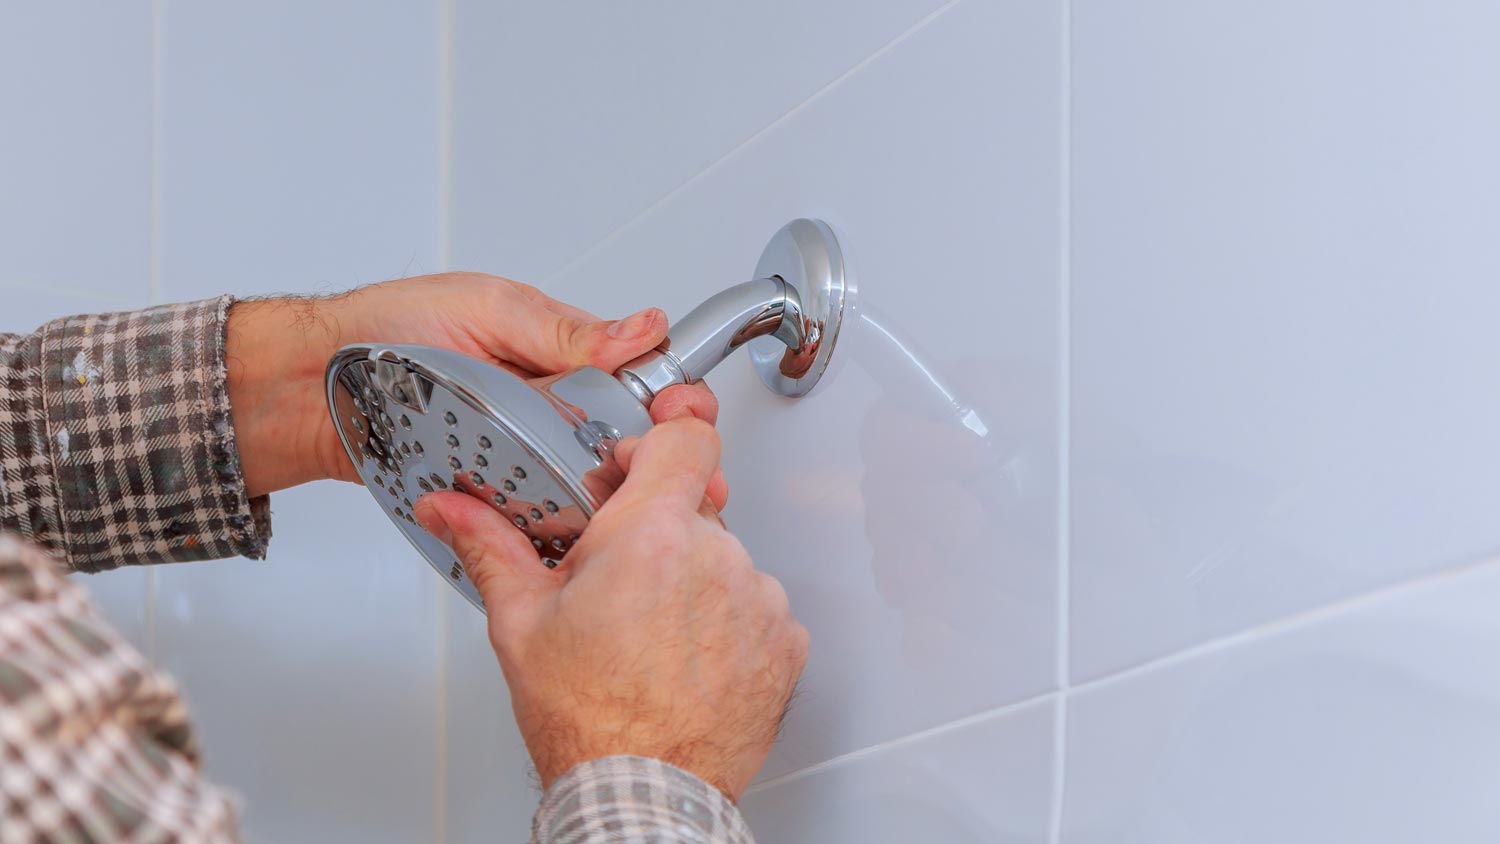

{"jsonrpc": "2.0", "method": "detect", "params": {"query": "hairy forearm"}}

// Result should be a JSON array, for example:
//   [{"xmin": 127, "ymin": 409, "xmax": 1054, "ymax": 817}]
[{"xmin": 225, "ymin": 297, "xmax": 354, "ymax": 498}]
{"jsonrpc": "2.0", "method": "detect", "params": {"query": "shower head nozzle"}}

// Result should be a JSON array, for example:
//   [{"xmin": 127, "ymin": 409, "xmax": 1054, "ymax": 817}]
[{"xmin": 326, "ymin": 218, "xmax": 848, "ymax": 611}]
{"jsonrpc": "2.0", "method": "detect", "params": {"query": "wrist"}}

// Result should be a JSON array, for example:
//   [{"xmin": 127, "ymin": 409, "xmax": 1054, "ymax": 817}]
[{"xmin": 226, "ymin": 297, "xmax": 352, "ymax": 497}]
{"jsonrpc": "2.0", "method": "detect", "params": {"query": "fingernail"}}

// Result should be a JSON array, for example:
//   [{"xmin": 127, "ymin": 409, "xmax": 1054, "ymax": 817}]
[
  {"xmin": 415, "ymin": 503, "xmax": 453, "ymax": 546},
  {"xmin": 607, "ymin": 308, "xmax": 658, "ymax": 339}
]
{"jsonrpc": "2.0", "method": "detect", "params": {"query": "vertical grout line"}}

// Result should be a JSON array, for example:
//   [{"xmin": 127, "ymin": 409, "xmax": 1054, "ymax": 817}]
[
  {"xmin": 1048, "ymin": 0, "xmax": 1073, "ymax": 841},
  {"xmin": 433, "ymin": 1, "xmax": 455, "ymax": 841},
  {"xmin": 144, "ymin": 0, "xmax": 168, "ymax": 661},
  {"xmin": 436, "ymin": 0, "xmax": 455, "ymax": 277}
]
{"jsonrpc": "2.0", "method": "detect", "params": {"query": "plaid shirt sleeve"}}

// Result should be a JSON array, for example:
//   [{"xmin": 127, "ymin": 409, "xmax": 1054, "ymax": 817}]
[
  {"xmin": 0, "ymin": 532, "xmax": 241, "ymax": 840},
  {"xmin": 0, "ymin": 296, "xmax": 271, "ymax": 572},
  {"xmin": 532, "ymin": 756, "xmax": 755, "ymax": 844}
]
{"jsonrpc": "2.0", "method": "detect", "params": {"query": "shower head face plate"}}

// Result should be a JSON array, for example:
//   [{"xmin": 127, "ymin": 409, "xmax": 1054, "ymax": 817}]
[{"xmin": 327, "ymin": 344, "xmax": 653, "ymax": 611}]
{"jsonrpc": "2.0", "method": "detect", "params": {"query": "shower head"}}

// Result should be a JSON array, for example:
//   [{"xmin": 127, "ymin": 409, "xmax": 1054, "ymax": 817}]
[{"xmin": 326, "ymin": 218, "xmax": 847, "ymax": 611}]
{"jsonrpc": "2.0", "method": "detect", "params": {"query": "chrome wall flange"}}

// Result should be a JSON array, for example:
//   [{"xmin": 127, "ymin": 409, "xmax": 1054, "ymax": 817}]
[{"xmin": 748, "ymin": 218, "xmax": 847, "ymax": 397}]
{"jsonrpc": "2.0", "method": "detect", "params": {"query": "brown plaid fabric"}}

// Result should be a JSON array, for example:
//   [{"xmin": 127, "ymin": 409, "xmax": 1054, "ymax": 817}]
[
  {"xmin": 0, "ymin": 534, "xmax": 239, "ymax": 841},
  {"xmin": 0, "ymin": 297, "xmax": 753, "ymax": 843},
  {"xmin": 533, "ymin": 757, "xmax": 754, "ymax": 844},
  {"xmin": 0, "ymin": 296, "xmax": 270, "ymax": 571}
]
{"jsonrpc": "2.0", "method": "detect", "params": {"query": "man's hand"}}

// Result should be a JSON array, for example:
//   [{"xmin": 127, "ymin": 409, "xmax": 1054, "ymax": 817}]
[
  {"xmin": 413, "ymin": 419, "xmax": 808, "ymax": 801},
  {"xmin": 224, "ymin": 273, "xmax": 720, "ymax": 499}
]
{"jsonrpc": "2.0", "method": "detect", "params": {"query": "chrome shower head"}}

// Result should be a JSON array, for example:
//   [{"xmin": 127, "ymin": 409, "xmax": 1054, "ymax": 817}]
[{"xmin": 326, "ymin": 218, "xmax": 847, "ymax": 611}]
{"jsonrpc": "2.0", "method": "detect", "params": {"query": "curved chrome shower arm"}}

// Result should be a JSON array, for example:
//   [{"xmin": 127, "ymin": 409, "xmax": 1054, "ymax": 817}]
[{"xmin": 615, "ymin": 277, "xmax": 806, "ymax": 404}]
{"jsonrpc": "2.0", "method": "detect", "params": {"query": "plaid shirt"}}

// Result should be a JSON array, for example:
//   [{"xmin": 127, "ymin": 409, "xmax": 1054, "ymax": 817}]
[{"xmin": 0, "ymin": 297, "xmax": 753, "ymax": 844}]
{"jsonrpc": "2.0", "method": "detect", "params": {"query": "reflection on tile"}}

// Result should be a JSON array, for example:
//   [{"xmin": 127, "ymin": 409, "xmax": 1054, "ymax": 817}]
[
  {"xmin": 528, "ymin": 0, "xmax": 1063, "ymax": 777},
  {"xmin": 449, "ymin": 0, "xmax": 947, "ymax": 280},
  {"xmin": 1062, "ymin": 561, "xmax": 1500, "ymax": 843},
  {"xmin": 742, "ymin": 700, "xmax": 1054, "ymax": 844},
  {"xmin": 1070, "ymin": 0, "xmax": 1500, "ymax": 680},
  {"xmin": 161, "ymin": 0, "xmax": 441, "ymax": 297},
  {"xmin": 0, "ymin": 3, "xmax": 150, "ymax": 295},
  {"xmin": 155, "ymin": 482, "xmax": 440, "ymax": 842}
]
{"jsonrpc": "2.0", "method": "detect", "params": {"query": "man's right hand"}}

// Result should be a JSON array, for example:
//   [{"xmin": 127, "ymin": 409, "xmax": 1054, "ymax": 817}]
[{"xmin": 414, "ymin": 418, "xmax": 808, "ymax": 801}]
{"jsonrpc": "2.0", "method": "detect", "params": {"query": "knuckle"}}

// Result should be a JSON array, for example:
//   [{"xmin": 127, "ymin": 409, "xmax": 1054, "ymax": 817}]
[
  {"xmin": 456, "ymin": 544, "xmax": 499, "ymax": 593},
  {"xmin": 788, "ymin": 622, "xmax": 812, "ymax": 665},
  {"xmin": 756, "ymin": 572, "xmax": 791, "ymax": 615},
  {"xmin": 659, "ymin": 415, "xmax": 717, "ymax": 445},
  {"xmin": 551, "ymin": 316, "xmax": 581, "ymax": 353}
]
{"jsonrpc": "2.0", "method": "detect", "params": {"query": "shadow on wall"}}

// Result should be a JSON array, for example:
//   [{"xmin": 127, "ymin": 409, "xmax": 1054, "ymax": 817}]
[{"xmin": 853, "ymin": 305, "xmax": 1053, "ymax": 690}]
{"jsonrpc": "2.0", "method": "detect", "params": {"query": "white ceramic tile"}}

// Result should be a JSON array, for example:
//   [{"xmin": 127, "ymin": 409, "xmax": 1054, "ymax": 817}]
[
  {"xmin": 0, "ymin": 3, "xmax": 151, "ymax": 297},
  {"xmin": 152, "ymin": 6, "xmax": 445, "ymax": 837},
  {"xmin": 159, "ymin": 0, "xmax": 442, "ymax": 298},
  {"xmin": 445, "ymin": 0, "xmax": 1063, "ymax": 788},
  {"xmin": 72, "ymin": 567, "xmax": 151, "ymax": 653},
  {"xmin": 741, "ymin": 699, "xmax": 1055, "ymax": 844},
  {"xmin": 1061, "ymin": 560, "xmax": 1500, "ymax": 843},
  {"xmin": 442, "ymin": 590, "xmax": 546, "ymax": 840},
  {"xmin": 1070, "ymin": 0, "xmax": 1500, "ymax": 680},
  {"xmin": 154, "ymin": 482, "xmax": 440, "ymax": 843},
  {"xmin": 449, "ymin": 0, "xmax": 949, "ymax": 281},
  {"xmin": 0, "ymin": 282, "xmax": 146, "ymax": 334}
]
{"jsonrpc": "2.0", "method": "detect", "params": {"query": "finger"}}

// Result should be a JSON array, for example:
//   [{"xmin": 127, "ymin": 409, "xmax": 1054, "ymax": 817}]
[
  {"xmin": 413, "ymin": 491, "xmax": 562, "ymax": 615},
  {"xmin": 705, "ymin": 468, "xmax": 729, "ymax": 512},
  {"xmin": 610, "ymin": 418, "xmax": 721, "ymax": 512},
  {"xmin": 614, "ymin": 431, "xmax": 728, "ymax": 512},
  {"xmin": 502, "ymin": 299, "xmax": 669, "ymax": 375},
  {"xmin": 698, "ymin": 495, "xmax": 725, "ymax": 526},
  {"xmin": 649, "ymin": 382, "xmax": 720, "ymax": 426}
]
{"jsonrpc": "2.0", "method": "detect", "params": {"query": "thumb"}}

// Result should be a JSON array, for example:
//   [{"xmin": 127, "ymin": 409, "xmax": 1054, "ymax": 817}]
[
  {"xmin": 509, "ymin": 303, "xmax": 669, "ymax": 373},
  {"xmin": 414, "ymin": 491, "xmax": 562, "ymax": 617},
  {"xmin": 610, "ymin": 418, "xmax": 722, "ymax": 513}
]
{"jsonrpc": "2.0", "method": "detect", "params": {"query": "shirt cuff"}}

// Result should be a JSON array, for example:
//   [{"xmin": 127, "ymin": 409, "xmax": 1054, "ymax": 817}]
[
  {"xmin": 532, "ymin": 756, "xmax": 754, "ymax": 844},
  {"xmin": 40, "ymin": 295, "xmax": 271, "ymax": 571}
]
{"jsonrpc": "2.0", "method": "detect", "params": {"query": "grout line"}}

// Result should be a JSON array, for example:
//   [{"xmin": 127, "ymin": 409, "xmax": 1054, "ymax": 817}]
[
  {"xmin": 1048, "ymin": 696, "xmax": 1068, "ymax": 841},
  {"xmin": 144, "ymin": 0, "xmax": 168, "ymax": 661},
  {"xmin": 149, "ymin": 0, "xmax": 165, "ymax": 306},
  {"xmin": 1072, "ymin": 551, "xmax": 1500, "ymax": 699},
  {"xmin": 433, "ymin": 587, "xmax": 450, "ymax": 844},
  {"xmin": 744, "ymin": 690, "xmax": 1057, "ymax": 796},
  {"xmin": 433, "ymin": 2, "xmax": 455, "ymax": 840},
  {"xmin": 539, "ymin": 0, "xmax": 963, "ymax": 287},
  {"xmin": 436, "ymin": 0, "xmax": 454, "ymax": 280},
  {"xmin": 745, "ymin": 552, "xmax": 1500, "ymax": 799},
  {"xmin": 1047, "ymin": 2, "xmax": 1073, "ymax": 841}
]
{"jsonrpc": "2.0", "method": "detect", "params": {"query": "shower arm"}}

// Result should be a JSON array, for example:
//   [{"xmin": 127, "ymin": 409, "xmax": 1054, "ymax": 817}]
[{"xmin": 614, "ymin": 277, "xmax": 807, "ymax": 405}]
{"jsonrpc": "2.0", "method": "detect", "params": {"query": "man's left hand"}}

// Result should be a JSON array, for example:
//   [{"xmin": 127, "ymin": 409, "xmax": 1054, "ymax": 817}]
[{"xmin": 224, "ymin": 273, "xmax": 722, "ymax": 501}]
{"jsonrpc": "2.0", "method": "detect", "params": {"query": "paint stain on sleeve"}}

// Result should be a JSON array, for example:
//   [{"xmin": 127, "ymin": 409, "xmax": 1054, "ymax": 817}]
[{"xmin": 61, "ymin": 351, "xmax": 101, "ymax": 387}]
